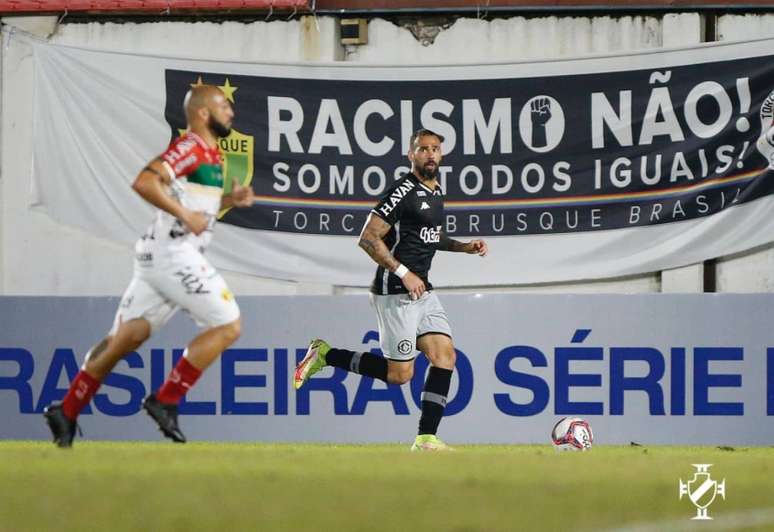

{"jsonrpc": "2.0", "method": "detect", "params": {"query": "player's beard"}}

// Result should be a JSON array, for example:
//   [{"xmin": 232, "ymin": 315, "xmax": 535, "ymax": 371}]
[
  {"xmin": 419, "ymin": 162, "xmax": 438, "ymax": 180},
  {"xmin": 208, "ymin": 116, "xmax": 232, "ymax": 138}
]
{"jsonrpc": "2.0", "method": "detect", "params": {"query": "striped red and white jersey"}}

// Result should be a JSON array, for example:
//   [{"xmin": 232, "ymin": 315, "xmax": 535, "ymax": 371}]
[{"xmin": 136, "ymin": 132, "xmax": 224, "ymax": 256}]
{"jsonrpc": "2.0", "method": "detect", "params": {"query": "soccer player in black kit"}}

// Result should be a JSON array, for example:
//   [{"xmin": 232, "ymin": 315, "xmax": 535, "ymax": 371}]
[{"xmin": 293, "ymin": 129, "xmax": 488, "ymax": 451}]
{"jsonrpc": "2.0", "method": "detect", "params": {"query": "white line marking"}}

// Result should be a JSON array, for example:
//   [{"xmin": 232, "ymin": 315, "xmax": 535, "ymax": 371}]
[{"xmin": 602, "ymin": 507, "xmax": 774, "ymax": 532}]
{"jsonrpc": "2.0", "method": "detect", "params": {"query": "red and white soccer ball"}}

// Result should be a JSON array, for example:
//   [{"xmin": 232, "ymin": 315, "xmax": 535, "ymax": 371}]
[{"xmin": 551, "ymin": 417, "xmax": 593, "ymax": 451}]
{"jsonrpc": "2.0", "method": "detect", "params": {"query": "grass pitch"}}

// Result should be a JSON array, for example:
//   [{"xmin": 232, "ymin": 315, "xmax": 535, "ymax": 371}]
[{"xmin": 0, "ymin": 442, "xmax": 772, "ymax": 532}]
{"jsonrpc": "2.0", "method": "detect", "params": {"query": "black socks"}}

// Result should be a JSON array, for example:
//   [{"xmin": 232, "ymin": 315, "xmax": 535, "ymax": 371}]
[
  {"xmin": 326, "ymin": 348, "xmax": 389, "ymax": 382},
  {"xmin": 418, "ymin": 367, "xmax": 453, "ymax": 435},
  {"xmin": 327, "ymin": 348, "xmax": 453, "ymax": 435}
]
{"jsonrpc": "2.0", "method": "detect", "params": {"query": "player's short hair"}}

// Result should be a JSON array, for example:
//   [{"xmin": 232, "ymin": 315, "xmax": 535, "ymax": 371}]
[{"xmin": 410, "ymin": 128, "xmax": 445, "ymax": 149}]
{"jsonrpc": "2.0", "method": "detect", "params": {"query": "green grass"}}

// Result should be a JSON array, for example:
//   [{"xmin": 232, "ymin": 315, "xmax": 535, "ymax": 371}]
[{"xmin": 0, "ymin": 442, "xmax": 772, "ymax": 532}]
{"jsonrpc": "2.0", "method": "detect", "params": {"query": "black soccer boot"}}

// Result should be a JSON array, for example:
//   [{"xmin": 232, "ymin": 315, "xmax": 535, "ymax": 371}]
[
  {"xmin": 43, "ymin": 402, "xmax": 78, "ymax": 448},
  {"xmin": 143, "ymin": 394, "xmax": 186, "ymax": 443}
]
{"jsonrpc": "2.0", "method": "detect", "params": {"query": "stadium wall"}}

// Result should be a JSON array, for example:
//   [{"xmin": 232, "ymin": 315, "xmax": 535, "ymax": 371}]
[
  {"xmin": 1, "ymin": 12, "xmax": 773, "ymax": 296},
  {"xmin": 2, "ymin": 294, "xmax": 773, "ymax": 444}
]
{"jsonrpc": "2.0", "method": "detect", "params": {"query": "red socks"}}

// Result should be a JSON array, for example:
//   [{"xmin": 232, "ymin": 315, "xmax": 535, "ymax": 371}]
[
  {"xmin": 156, "ymin": 356, "xmax": 202, "ymax": 405},
  {"xmin": 60, "ymin": 355, "xmax": 202, "ymax": 419},
  {"xmin": 61, "ymin": 370, "xmax": 101, "ymax": 420}
]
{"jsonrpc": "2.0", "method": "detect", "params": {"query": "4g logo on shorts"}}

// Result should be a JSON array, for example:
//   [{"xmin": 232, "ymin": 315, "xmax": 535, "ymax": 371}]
[{"xmin": 420, "ymin": 225, "xmax": 441, "ymax": 244}]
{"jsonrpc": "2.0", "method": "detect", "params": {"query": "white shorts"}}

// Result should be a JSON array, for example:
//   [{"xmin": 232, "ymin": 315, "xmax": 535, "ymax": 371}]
[
  {"xmin": 110, "ymin": 245, "xmax": 240, "ymax": 336},
  {"xmin": 370, "ymin": 291, "xmax": 453, "ymax": 361}
]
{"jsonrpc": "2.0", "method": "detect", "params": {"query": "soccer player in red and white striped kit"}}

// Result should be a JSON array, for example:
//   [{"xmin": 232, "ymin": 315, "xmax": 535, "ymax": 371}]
[{"xmin": 43, "ymin": 85, "xmax": 255, "ymax": 447}]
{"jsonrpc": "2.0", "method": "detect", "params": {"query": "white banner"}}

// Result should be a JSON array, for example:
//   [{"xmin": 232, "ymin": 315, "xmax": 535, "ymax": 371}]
[{"xmin": 23, "ymin": 34, "xmax": 774, "ymax": 285}]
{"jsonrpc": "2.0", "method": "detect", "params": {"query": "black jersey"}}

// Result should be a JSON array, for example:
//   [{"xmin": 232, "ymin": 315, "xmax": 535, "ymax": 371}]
[{"xmin": 369, "ymin": 173, "xmax": 444, "ymax": 295}]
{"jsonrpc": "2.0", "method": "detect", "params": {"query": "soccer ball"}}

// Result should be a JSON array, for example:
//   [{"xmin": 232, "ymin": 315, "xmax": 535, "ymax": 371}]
[{"xmin": 551, "ymin": 417, "xmax": 593, "ymax": 451}]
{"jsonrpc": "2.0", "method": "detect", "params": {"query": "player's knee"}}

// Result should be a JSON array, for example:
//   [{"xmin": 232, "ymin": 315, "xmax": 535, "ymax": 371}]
[
  {"xmin": 390, "ymin": 373, "xmax": 412, "ymax": 385},
  {"xmin": 439, "ymin": 349, "xmax": 456, "ymax": 370},
  {"xmin": 221, "ymin": 318, "xmax": 241, "ymax": 345},
  {"xmin": 445, "ymin": 346, "xmax": 457, "ymax": 366},
  {"xmin": 388, "ymin": 365, "xmax": 414, "ymax": 385},
  {"xmin": 429, "ymin": 345, "xmax": 456, "ymax": 370}
]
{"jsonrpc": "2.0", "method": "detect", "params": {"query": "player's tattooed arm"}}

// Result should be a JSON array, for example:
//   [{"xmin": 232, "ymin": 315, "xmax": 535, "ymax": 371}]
[
  {"xmin": 361, "ymin": 213, "xmax": 427, "ymax": 299},
  {"xmin": 132, "ymin": 157, "xmax": 208, "ymax": 236},
  {"xmin": 133, "ymin": 157, "xmax": 178, "ymax": 210},
  {"xmin": 139, "ymin": 157, "xmax": 172, "ymax": 185},
  {"xmin": 438, "ymin": 232, "xmax": 489, "ymax": 256},
  {"xmin": 358, "ymin": 214, "xmax": 401, "ymax": 272},
  {"xmin": 437, "ymin": 233, "xmax": 469, "ymax": 252}
]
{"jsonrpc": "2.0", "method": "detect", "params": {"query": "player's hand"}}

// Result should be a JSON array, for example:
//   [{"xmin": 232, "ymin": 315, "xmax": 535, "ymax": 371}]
[
  {"xmin": 181, "ymin": 210, "xmax": 209, "ymax": 236},
  {"xmin": 401, "ymin": 271, "xmax": 426, "ymax": 301},
  {"xmin": 231, "ymin": 182, "xmax": 255, "ymax": 208},
  {"xmin": 466, "ymin": 239, "xmax": 488, "ymax": 257}
]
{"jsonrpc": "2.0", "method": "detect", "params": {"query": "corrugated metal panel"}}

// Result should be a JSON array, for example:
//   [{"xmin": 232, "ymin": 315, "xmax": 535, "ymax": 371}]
[
  {"xmin": 315, "ymin": 0, "xmax": 774, "ymax": 11},
  {"xmin": 0, "ymin": 0, "xmax": 308, "ymax": 14}
]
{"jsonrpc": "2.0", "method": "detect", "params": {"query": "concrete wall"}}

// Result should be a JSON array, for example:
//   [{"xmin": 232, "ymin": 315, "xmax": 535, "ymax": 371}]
[
  {"xmin": 0, "ymin": 12, "xmax": 770, "ymax": 296},
  {"xmin": 0, "ymin": 16, "xmax": 341, "ymax": 296}
]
